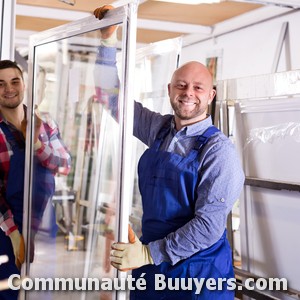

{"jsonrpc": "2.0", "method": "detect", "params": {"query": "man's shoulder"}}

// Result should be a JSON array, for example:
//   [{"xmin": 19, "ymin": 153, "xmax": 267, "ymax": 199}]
[{"xmin": 205, "ymin": 129, "xmax": 236, "ymax": 152}]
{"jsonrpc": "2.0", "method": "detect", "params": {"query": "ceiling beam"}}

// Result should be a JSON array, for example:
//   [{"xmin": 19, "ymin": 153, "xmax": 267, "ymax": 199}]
[
  {"xmin": 231, "ymin": 0, "xmax": 300, "ymax": 9},
  {"xmin": 137, "ymin": 18, "xmax": 212, "ymax": 35},
  {"xmin": 16, "ymin": 4, "xmax": 90, "ymax": 21},
  {"xmin": 16, "ymin": 3, "xmax": 212, "ymax": 35},
  {"xmin": 112, "ymin": 0, "xmax": 148, "ymax": 6},
  {"xmin": 212, "ymin": 5, "xmax": 293, "ymax": 35},
  {"xmin": 182, "ymin": 5, "xmax": 293, "ymax": 46}
]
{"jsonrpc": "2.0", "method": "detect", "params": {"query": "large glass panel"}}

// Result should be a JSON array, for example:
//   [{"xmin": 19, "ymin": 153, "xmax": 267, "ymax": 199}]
[
  {"xmin": 21, "ymin": 4, "xmax": 137, "ymax": 300},
  {"xmin": 216, "ymin": 70, "xmax": 300, "ymax": 299},
  {"xmin": 129, "ymin": 38, "xmax": 181, "ymax": 237}
]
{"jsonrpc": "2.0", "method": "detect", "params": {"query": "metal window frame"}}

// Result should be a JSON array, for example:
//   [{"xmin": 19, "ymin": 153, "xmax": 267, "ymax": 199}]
[{"xmin": 21, "ymin": 2, "xmax": 138, "ymax": 300}]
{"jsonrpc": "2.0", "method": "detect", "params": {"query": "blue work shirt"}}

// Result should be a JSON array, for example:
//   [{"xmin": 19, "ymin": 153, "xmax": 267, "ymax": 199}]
[{"xmin": 134, "ymin": 101, "xmax": 245, "ymax": 266}]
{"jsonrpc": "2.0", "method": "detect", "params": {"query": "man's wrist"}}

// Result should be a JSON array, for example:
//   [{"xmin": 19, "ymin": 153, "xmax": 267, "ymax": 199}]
[
  {"xmin": 145, "ymin": 245, "xmax": 154, "ymax": 265},
  {"xmin": 34, "ymin": 139, "xmax": 42, "ymax": 150},
  {"xmin": 100, "ymin": 30, "xmax": 118, "ymax": 47}
]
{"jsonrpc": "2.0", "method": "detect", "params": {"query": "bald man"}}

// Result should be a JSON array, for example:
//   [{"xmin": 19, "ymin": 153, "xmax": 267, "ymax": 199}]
[
  {"xmin": 110, "ymin": 61, "xmax": 245, "ymax": 299},
  {"xmin": 94, "ymin": 5, "xmax": 244, "ymax": 299}
]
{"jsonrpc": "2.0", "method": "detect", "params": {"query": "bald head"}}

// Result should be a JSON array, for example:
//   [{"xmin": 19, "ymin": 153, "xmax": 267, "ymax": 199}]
[
  {"xmin": 168, "ymin": 60, "xmax": 216, "ymax": 130},
  {"xmin": 171, "ymin": 61, "xmax": 214, "ymax": 90}
]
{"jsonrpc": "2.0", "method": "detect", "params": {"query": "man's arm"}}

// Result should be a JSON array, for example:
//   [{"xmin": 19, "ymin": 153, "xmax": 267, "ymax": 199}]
[
  {"xmin": 93, "ymin": 5, "xmax": 120, "ymax": 121},
  {"xmin": 0, "ymin": 198, "xmax": 17, "ymax": 235},
  {"xmin": 133, "ymin": 101, "xmax": 173, "ymax": 147},
  {"xmin": 0, "ymin": 189, "xmax": 25, "ymax": 270},
  {"xmin": 21, "ymin": 109, "xmax": 71, "ymax": 176},
  {"xmin": 34, "ymin": 116, "xmax": 71, "ymax": 175},
  {"xmin": 0, "ymin": 133, "xmax": 18, "ymax": 235}
]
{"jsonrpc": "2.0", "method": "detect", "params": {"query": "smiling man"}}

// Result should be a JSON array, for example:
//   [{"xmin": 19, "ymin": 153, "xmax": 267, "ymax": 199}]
[
  {"xmin": 93, "ymin": 6, "xmax": 244, "ymax": 299},
  {"xmin": 111, "ymin": 61, "xmax": 245, "ymax": 299},
  {"xmin": 0, "ymin": 60, "xmax": 71, "ymax": 300}
]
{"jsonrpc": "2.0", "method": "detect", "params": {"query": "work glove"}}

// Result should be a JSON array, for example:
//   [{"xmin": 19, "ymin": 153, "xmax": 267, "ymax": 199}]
[
  {"xmin": 110, "ymin": 225, "xmax": 154, "ymax": 271},
  {"xmin": 20, "ymin": 107, "xmax": 42, "ymax": 145},
  {"xmin": 94, "ymin": 5, "xmax": 118, "ymax": 42},
  {"xmin": 8, "ymin": 230, "xmax": 25, "ymax": 270}
]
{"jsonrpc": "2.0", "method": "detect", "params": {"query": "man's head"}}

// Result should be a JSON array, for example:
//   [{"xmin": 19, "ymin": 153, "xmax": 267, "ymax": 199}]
[
  {"xmin": 0, "ymin": 60, "xmax": 25, "ymax": 110},
  {"xmin": 0, "ymin": 60, "xmax": 24, "ymax": 79},
  {"xmin": 168, "ymin": 61, "xmax": 216, "ymax": 130}
]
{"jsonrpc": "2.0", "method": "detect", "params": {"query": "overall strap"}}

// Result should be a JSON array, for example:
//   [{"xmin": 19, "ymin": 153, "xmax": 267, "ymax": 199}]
[
  {"xmin": 0, "ymin": 122, "xmax": 21, "ymax": 152},
  {"xmin": 181, "ymin": 125, "xmax": 220, "ymax": 165},
  {"xmin": 193, "ymin": 126, "xmax": 220, "ymax": 151}
]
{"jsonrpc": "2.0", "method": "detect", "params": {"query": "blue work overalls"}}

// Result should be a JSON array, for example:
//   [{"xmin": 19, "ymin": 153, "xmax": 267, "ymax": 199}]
[
  {"xmin": 0, "ymin": 123, "xmax": 55, "ymax": 300},
  {"xmin": 131, "ymin": 123, "xmax": 235, "ymax": 300}
]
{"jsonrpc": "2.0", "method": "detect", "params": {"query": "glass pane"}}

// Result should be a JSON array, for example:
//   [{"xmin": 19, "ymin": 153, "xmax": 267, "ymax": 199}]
[
  {"xmin": 217, "ymin": 70, "xmax": 300, "ymax": 297},
  {"xmin": 129, "ymin": 38, "xmax": 181, "ymax": 237},
  {"xmin": 234, "ymin": 97, "xmax": 300, "ymax": 292},
  {"xmin": 24, "ymin": 14, "xmax": 128, "ymax": 300}
]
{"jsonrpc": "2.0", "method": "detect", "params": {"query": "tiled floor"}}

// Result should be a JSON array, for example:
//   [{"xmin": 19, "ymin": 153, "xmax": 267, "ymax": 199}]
[{"xmin": 24, "ymin": 231, "xmax": 116, "ymax": 300}]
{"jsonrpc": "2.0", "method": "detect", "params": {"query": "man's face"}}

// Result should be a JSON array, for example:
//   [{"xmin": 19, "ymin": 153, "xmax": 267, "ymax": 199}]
[
  {"xmin": 0, "ymin": 68, "xmax": 25, "ymax": 109},
  {"xmin": 168, "ymin": 62, "xmax": 215, "ymax": 129}
]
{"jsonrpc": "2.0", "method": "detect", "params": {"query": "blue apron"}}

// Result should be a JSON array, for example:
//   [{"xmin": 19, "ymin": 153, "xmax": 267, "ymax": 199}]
[
  {"xmin": 0, "ymin": 123, "xmax": 55, "ymax": 300},
  {"xmin": 131, "ymin": 123, "xmax": 235, "ymax": 300}
]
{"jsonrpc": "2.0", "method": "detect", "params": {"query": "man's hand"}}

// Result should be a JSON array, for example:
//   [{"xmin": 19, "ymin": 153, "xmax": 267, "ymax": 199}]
[
  {"xmin": 20, "ymin": 108, "xmax": 42, "ymax": 144},
  {"xmin": 110, "ymin": 225, "xmax": 154, "ymax": 271},
  {"xmin": 8, "ymin": 230, "xmax": 25, "ymax": 270},
  {"xmin": 94, "ymin": 4, "xmax": 114, "ymax": 20},
  {"xmin": 94, "ymin": 5, "xmax": 118, "ymax": 40}
]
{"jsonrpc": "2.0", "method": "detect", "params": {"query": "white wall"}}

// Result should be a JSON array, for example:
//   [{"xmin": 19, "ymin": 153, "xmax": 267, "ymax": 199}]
[
  {"xmin": 180, "ymin": 9, "xmax": 300, "ymax": 80},
  {"xmin": 179, "ymin": 8, "xmax": 300, "ymax": 296}
]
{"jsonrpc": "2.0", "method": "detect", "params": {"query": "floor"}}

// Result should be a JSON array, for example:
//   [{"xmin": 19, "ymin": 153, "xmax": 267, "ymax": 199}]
[{"xmin": 24, "ymin": 231, "xmax": 116, "ymax": 300}]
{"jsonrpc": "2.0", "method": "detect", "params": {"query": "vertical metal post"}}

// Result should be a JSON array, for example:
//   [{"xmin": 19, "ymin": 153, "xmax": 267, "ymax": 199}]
[
  {"xmin": 0, "ymin": 0, "xmax": 16, "ymax": 60},
  {"xmin": 272, "ymin": 22, "xmax": 291, "ymax": 73},
  {"xmin": 117, "ymin": 1, "xmax": 138, "ymax": 300},
  {"xmin": 216, "ymin": 80, "xmax": 236, "ymax": 265},
  {"xmin": 221, "ymin": 100, "xmax": 235, "ymax": 259}
]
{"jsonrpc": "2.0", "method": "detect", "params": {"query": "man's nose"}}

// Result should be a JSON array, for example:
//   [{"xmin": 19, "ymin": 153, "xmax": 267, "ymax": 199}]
[
  {"xmin": 4, "ymin": 84, "xmax": 14, "ymax": 91},
  {"xmin": 184, "ymin": 85, "xmax": 194, "ymax": 97}
]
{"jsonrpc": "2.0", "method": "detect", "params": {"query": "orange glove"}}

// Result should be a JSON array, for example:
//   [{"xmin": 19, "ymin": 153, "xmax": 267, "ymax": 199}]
[
  {"xmin": 8, "ymin": 230, "xmax": 25, "ymax": 270},
  {"xmin": 94, "ymin": 5, "xmax": 118, "ymax": 40},
  {"xmin": 110, "ymin": 225, "xmax": 154, "ymax": 271}
]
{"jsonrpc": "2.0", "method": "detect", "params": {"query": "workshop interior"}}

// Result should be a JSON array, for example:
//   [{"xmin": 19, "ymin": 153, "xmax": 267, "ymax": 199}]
[{"xmin": 0, "ymin": 0, "xmax": 300, "ymax": 299}]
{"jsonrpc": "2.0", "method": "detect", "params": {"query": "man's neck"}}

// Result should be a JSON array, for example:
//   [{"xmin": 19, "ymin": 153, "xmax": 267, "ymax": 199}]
[{"xmin": 0, "ymin": 104, "xmax": 24, "ymax": 130}]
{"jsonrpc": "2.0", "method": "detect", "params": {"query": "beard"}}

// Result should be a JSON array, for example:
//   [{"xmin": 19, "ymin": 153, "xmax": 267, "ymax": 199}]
[
  {"xmin": 0, "ymin": 97, "xmax": 23, "ymax": 109},
  {"xmin": 170, "ymin": 97, "xmax": 207, "ymax": 121},
  {"xmin": 3, "ymin": 102, "xmax": 22, "ymax": 109}
]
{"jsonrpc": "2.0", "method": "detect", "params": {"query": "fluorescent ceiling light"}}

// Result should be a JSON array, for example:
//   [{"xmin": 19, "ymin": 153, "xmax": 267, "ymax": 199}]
[{"xmin": 154, "ymin": 0, "xmax": 221, "ymax": 4}]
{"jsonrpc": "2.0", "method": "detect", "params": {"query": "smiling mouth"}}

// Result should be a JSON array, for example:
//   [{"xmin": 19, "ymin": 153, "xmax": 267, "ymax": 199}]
[
  {"xmin": 5, "ymin": 94, "xmax": 17, "ymax": 99},
  {"xmin": 179, "ymin": 100, "xmax": 196, "ymax": 106}
]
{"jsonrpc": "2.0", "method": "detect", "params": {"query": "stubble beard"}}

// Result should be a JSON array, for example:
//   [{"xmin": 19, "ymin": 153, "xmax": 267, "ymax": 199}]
[
  {"xmin": 0, "ymin": 97, "xmax": 23, "ymax": 110},
  {"xmin": 171, "ymin": 99, "xmax": 206, "ymax": 121}
]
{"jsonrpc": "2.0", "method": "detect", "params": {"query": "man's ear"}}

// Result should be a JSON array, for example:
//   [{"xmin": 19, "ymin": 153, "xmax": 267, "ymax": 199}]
[
  {"xmin": 167, "ymin": 83, "xmax": 171, "ymax": 96},
  {"xmin": 208, "ymin": 88, "xmax": 216, "ymax": 105}
]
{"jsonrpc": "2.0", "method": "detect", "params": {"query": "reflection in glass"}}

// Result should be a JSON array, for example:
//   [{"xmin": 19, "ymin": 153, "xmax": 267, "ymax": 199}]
[
  {"xmin": 27, "ymin": 26, "xmax": 122, "ymax": 300},
  {"xmin": 129, "ymin": 38, "xmax": 181, "ymax": 238}
]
